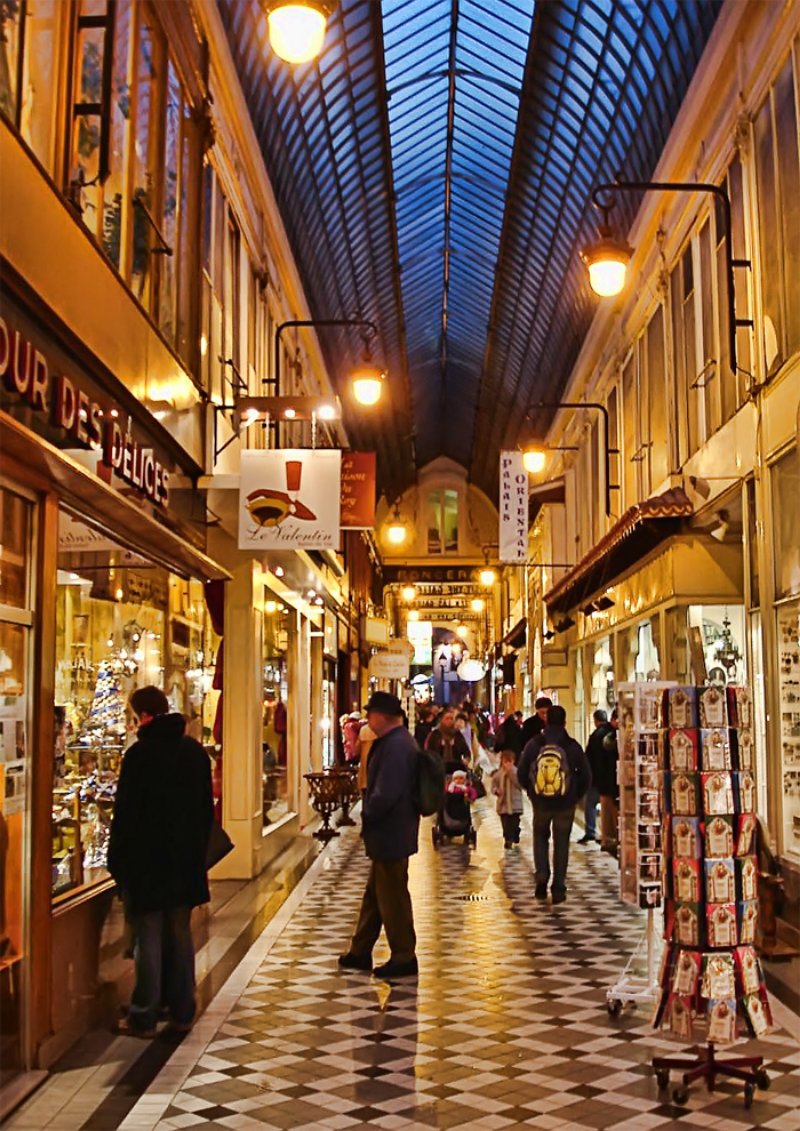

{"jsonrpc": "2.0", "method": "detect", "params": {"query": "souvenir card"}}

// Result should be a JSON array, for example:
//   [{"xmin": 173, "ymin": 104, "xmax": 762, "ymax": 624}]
[
  {"xmin": 743, "ymin": 992, "xmax": 770, "ymax": 1037},
  {"xmin": 707, "ymin": 903, "xmax": 738, "ymax": 948},
  {"xmin": 700, "ymin": 728, "xmax": 732, "ymax": 772},
  {"xmin": 638, "ymin": 762, "xmax": 661, "ymax": 793},
  {"xmin": 674, "ymin": 857, "xmax": 701, "ymax": 902},
  {"xmin": 639, "ymin": 790, "xmax": 662, "ymax": 824},
  {"xmin": 699, "ymin": 685, "xmax": 729, "ymax": 729},
  {"xmin": 702, "ymin": 771, "xmax": 735, "ymax": 815},
  {"xmin": 668, "ymin": 728, "xmax": 699, "ymax": 772},
  {"xmin": 701, "ymin": 952, "xmax": 736, "ymax": 999},
  {"xmin": 672, "ymin": 948, "xmax": 701, "ymax": 996},
  {"xmin": 639, "ymin": 823, "xmax": 662, "ymax": 852},
  {"xmin": 705, "ymin": 815, "xmax": 734, "ymax": 858},
  {"xmin": 640, "ymin": 852, "xmax": 663, "ymax": 881},
  {"xmin": 671, "ymin": 772, "xmax": 700, "ymax": 816},
  {"xmin": 675, "ymin": 902, "xmax": 701, "ymax": 947},
  {"xmin": 704, "ymin": 857, "xmax": 736, "ymax": 904},
  {"xmin": 638, "ymin": 732, "xmax": 663, "ymax": 764},
  {"xmin": 707, "ymin": 998, "xmax": 737, "ymax": 1044},
  {"xmin": 672, "ymin": 816, "xmax": 701, "ymax": 859},
  {"xmin": 733, "ymin": 727, "xmax": 754, "ymax": 772},
  {"xmin": 738, "ymin": 900, "xmax": 759, "ymax": 945},
  {"xmin": 663, "ymin": 993, "xmax": 694, "ymax": 1039},
  {"xmin": 727, "ymin": 685, "xmax": 753, "ymax": 729},
  {"xmin": 639, "ymin": 882, "xmax": 662, "ymax": 909},
  {"xmin": 668, "ymin": 687, "xmax": 698, "ymax": 729},
  {"xmin": 736, "ymin": 770, "xmax": 756, "ymax": 815},
  {"xmin": 736, "ymin": 855, "xmax": 758, "ymax": 903},
  {"xmin": 736, "ymin": 812, "xmax": 757, "ymax": 856},
  {"xmin": 736, "ymin": 946, "xmax": 763, "ymax": 996},
  {"xmin": 637, "ymin": 686, "xmax": 665, "ymax": 729}
]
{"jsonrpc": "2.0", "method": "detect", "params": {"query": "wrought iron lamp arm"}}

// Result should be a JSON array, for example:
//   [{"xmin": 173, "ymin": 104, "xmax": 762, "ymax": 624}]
[
  {"xmin": 591, "ymin": 179, "xmax": 751, "ymax": 378},
  {"xmin": 269, "ymin": 317, "xmax": 379, "ymax": 396},
  {"xmin": 530, "ymin": 401, "xmax": 619, "ymax": 517}
]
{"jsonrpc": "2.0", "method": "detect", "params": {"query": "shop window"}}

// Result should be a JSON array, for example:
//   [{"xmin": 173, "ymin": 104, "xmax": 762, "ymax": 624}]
[
  {"xmin": 646, "ymin": 304, "xmax": 668, "ymax": 490},
  {"xmin": 262, "ymin": 598, "xmax": 289, "ymax": 828},
  {"xmin": 772, "ymin": 445, "xmax": 800, "ymax": 600},
  {"xmin": 606, "ymin": 384, "xmax": 620, "ymax": 520},
  {"xmin": 717, "ymin": 159, "xmax": 752, "ymax": 420},
  {"xmin": 754, "ymin": 48, "xmax": 800, "ymax": 373},
  {"xmin": 619, "ymin": 619, "xmax": 660, "ymax": 682},
  {"xmin": 52, "ymin": 514, "xmax": 213, "ymax": 900},
  {"xmin": 776, "ymin": 600, "xmax": 800, "ymax": 861},
  {"xmin": 0, "ymin": 486, "xmax": 34, "ymax": 1084},
  {"xmin": 698, "ymin": 218, "xmax": 721, "ymax": 438},
  {"xmin": 746, "ymin": 477, "xmax": 760, "ymax": 608},
  {"xmin": 426, "ymin": 489, "xmax": 459, "ymax": 554},
  {"xmin": 621, "ymin": 351, "xmax": 640, "ymax": 508},
  {"xmin": 670, "ymin": 244, "xmax": 702, "ymax": 465},
  {"xmin": 687, "ymin": 605, "xmax": 747, "ymax": 687}
]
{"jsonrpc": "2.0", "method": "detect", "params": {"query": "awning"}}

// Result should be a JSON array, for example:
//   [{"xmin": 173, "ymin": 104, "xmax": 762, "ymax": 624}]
[
  {"xmin": 501, "ymin": 617, "xmax": 527, "ymax": 650},
  {"xmin": 1, "ymin": 413, "xmax": 230, "ymax": 582},
  {"xmin": 544, "ymin": 487, "xmax": 694, "ymax": 615}
]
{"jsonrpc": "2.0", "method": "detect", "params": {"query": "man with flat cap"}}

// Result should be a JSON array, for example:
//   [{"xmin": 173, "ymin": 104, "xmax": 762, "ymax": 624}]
[{"xmin": 339, "ymin": 690, "xmax": 419, "ymax": 978}]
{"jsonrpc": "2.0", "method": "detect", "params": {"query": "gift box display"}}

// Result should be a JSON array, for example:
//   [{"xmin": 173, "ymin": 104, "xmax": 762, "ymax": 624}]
[{"xmin": 654, "ymin": 682, "xmax": 772, "ymax": 1044}]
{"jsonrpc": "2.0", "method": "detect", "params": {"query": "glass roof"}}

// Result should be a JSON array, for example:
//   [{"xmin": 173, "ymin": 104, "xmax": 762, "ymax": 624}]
[{"xmin": 218, "ymin": 0, "xmax": 721, "ymax": 498}]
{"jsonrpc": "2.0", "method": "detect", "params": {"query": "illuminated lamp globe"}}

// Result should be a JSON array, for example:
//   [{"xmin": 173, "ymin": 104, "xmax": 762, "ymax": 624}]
[
  {"xmin": 470, "ymin": 597, "xmax": 485, "ymax": 613},
  {"xmin": 581, "ymin": 233, "xmax": 632, "ymax": 298},
  {"xmin": 455, "ymin": 623, "xmax": 469, "ymax": 639},
  {"xmin": 457, "ymin": 658, "xmax": 485, "ymax": 682},
  {"xmin": 264, "ymin": 1, "xmax": 331, "ymax": 65},
  {"xmin": 408, "ymin": 609, "xmax": 420, "ymax": 622},
  {"xmin": 386, "ymin": 506, "xmax": 408, "ymax": 546},
  {"xmin": 401, "ymin": 585, "xmax": 416, "ymax": 602},
  {"xmin": 522, "ymin": 447, "xmax": 547, "ymax": 474},
  {"xmin": 351, "ymin": 364, "xmax": 385, "ymax": 406},
  {"xmin": 479, "ymin": 567, "xmax": 496, "ymax": 587}
]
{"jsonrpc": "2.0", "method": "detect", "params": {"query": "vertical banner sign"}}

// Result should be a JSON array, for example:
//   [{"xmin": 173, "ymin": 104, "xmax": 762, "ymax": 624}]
[
  {"xmin": 499, "ymin": 450, "xmax": 528, "ymax": 563},
  {"xmin": 238, "ymin": 449, "xmax": 341, "ymax": 549},
  {"xmin": 340, "ymin": 451, "xmax": 376, "ymax": 529}
]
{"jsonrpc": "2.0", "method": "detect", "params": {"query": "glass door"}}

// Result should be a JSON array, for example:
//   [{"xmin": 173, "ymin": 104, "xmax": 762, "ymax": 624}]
[{"xmin": 0, "ymin": 486, "xmax": 34, "ymax": 1088}]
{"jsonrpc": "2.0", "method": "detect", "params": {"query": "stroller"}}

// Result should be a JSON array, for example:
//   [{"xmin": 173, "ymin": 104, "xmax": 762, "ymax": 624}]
[{"xmin": 432, "ymin": 766, "xmax": 478, "ymax": 848}]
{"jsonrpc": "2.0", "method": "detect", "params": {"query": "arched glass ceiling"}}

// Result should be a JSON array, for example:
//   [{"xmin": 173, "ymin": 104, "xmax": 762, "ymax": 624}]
[
  {"xmin": 218, "ymin": 0, "xmax": 721, "ymax": 499},
  {"xmin": 382, "ymin": 0, "xmax": 535, "ymax": 469}
]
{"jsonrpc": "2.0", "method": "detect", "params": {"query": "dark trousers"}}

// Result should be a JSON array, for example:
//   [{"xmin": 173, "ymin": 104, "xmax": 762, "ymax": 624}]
[
  {"xmin": 500, "ymin": 813, "xmax": 521, "ymax": 845},
  {"xmin": 350, "ymin": 858, "xmax": 416, "ymax": 963},
  {"xmin": 533, "ymin": 806, "xmax": 575, "ymax": 896},
  {"xmin": 584, "ymin": 784, "xmax": 599, "ymax": 837},
  {"xmin": 129, "ymin": 906, "xmax": 196, "ymax": 1030}
]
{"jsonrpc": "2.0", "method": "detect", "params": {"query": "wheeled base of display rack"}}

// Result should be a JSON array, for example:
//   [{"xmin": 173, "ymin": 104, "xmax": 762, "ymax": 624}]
[
  {"xmin": 607, "ymin": 908, "xmax": 662, "ymax": 1016},
  {"xmin": 653, "ymin": 1042, "xmax": 769, "ymax": 1108}
]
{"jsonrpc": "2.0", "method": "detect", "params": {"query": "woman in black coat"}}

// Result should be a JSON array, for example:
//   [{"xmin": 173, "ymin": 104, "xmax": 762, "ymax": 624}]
[{"xmin": 108, "ymin": 687, "xmax": 213, "ymax": 1037}]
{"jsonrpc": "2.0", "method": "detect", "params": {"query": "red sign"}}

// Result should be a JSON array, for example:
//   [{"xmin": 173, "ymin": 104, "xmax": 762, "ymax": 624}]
[{"xmin": 340, "ymin": 451, "xmax": 376, "ymax": 529}]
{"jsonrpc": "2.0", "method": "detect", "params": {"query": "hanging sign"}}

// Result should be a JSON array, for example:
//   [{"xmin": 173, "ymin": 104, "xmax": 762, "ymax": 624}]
[
  {"xmin": 238, "ymin": 449, "xmax": 341, "ymax": 549},
  {"xmin": 369, "ymin": 651, "xmax": 411, "ymax": 680},
  {"xmin": 406, "ymin": 620, "xmax": 432, "ymax": 665},
  {"xmin": 499, "ymin": 450, "xmax": 528, "ymax": 563},
  {"xmin": 340, "ymin": 451, "xmax": 376, "ymax": 529}
]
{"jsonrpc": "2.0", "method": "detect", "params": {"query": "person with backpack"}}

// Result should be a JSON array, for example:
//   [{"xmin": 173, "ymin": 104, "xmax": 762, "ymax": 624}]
[
  {"xmin": 339, "ymin": 691, "xmax": 421, "ymax": 979},
  {"xmin": 517, "ymin": 704, "xmax": 591, "ymax": 904}
]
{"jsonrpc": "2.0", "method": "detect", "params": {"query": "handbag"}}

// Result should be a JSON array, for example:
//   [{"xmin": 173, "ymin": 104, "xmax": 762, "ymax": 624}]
[{"xmin": 206, "ymin": 818, "xmax": 234, "ymax": 869}]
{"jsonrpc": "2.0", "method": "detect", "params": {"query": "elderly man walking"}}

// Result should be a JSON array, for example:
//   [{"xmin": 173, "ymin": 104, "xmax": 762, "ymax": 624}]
[{"xmin": 339, "ymin": 691, "xmax": 420, "ymax": 978}]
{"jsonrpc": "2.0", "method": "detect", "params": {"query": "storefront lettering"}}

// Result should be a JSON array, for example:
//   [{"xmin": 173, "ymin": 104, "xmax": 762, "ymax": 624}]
[{"xmin": 0, "ymin": 316, "xmax": 169, "ymax": 506}]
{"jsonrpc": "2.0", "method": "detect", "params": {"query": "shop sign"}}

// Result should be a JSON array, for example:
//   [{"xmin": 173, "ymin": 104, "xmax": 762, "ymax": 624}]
[
  {"xmin": 361, "ymin": 615, "xmax": 390, "ymax": 645},
  {"xmin": 406, "ymin": 619, "xmax": 433, "ymax": 664},
  {"xmin": 0, "ymin": 315, "xmax": 170, "ymax": 506},
  {"xmin": 499, "ymin": 450, "xmax": 528, "ymax": 563},
  {"xmin": 340, "ymin": 451, "xmax": 376, "ymax": 529},
  {"xmin": 369, "ymin": 651, "xmax": 411, "ymax": 680},
  {"xmin": 382, "ymin": 565, "xmax": 478, "ymax": 585},
  {"xmin": 239, "ymin": 449, "xmax": 341, "ymax": 550}
]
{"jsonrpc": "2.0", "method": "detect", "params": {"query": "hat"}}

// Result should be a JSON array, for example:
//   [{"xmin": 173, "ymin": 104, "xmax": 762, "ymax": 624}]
[{"xmin": 365, "ymin": 691, "xmax": 403, "ymax": 717}]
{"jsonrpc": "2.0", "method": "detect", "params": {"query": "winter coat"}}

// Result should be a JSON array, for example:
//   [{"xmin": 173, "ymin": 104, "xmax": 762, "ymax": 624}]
[
  {"xmin": 585, "ymin": 722, "xmax": 614, "ymax": 785},
  {"xmin": 594, "ymin": 727, "xmax": 619, "ymax": 800},
  {"xmin": 516, "ymin": 724, "xmax": 592, "ymax": 811},
  {"xmin": 361, "ymin": 724, "xmax": 420, "ymax": 861},
  {"xmin": 108, "ymin": 713, "xmax": 213, "ymax": 916},
  {"xmin": 494, "ymin": 716, "xmax": 524, "ymax": 756},
  {"xmin": 520, "ymin": 713, "xmax": 545, "ymax": 747},
  {"xmin": 426, "ymin": 727, "xmax": 471, "ymax": 773},
  {"xmin": 491, "ymin": 763, "xmax": 524, "ymax": 815}
]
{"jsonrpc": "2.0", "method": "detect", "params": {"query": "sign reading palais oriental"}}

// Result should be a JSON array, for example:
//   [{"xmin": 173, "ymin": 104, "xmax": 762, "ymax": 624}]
[
  {"xmin": 499, "ymin": 450, "xmax": 528, "ymax": 563},
  {"xmin": 238, "ymin": 449, "xmax": 341, "ymax": 550},
  {"xmin": 340, "ymin": 451, "xmax": 376, "ymax": 529}
]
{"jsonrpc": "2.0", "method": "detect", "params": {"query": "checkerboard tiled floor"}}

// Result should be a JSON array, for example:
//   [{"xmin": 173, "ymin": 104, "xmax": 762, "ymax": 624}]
[{"xmin": 124, "ymin": 801, "xmax": 799, "ymax": 1131}]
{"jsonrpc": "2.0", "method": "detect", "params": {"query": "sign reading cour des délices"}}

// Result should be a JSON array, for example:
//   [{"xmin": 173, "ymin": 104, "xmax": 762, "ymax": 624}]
[{"xmin": 0, "ymin": 315, "xmax": 170, "ymax": 506}]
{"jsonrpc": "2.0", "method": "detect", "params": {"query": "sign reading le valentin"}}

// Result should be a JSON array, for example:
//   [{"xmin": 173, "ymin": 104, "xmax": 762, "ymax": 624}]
[{"xmin": 0, "ymin": 315, "xmax": 170, "ymax": 506}]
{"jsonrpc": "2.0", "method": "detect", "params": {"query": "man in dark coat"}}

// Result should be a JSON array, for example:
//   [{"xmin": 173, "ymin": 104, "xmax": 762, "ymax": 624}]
[
  {"xmin": 517, "ymin": 705, "xmax": 591, "ymax": 904},
  {"xmin": 596, "ymin": 708, "xmax": 620, "ymax": 856},
  {"xmin": 339, "ymin": 691, "xmax": 420, "ymax": 979},
  {"xmin": 520, "ymin": 696, "xmax": 553, "ymax": 747},
  {"xmin": 493, "ymin": 711, "xmax": 524, "ymax": 759},
  {"xmin": 109, "ymin": 686, "xmax": 213, "ymax": 1037},
  {"xmin": 578, "ymin": 709, "xmax": 612, "ymax": 844}
]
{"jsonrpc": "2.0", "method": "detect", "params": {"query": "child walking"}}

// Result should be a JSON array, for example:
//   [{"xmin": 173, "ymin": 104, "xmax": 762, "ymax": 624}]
[{"xmin": 491, "ymin": 750, "xmax": 524, "ymax": 849}]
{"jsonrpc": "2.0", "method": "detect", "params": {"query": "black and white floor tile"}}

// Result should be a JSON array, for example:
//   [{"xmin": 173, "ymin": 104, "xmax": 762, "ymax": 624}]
[{"xmin": 116, "ymin": 802, "xmax": 799, "ymax": 1131}]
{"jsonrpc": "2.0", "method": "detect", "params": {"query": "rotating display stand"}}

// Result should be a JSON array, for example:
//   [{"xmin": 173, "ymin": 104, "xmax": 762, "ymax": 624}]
[{"xmin": 652, "ymin": 683, "xmax": 772, "ymax": 1108}]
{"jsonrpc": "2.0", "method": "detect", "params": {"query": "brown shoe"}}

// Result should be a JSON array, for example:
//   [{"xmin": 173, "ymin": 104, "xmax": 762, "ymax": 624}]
[{"xmin": 115, "ymin": 1016, "xmax": 156, "ymax": 1039}]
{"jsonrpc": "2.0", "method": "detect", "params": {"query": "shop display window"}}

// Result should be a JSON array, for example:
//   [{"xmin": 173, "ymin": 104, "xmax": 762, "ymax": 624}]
[
  {"xmin": 53, "ymin": 513, "xmax": 213, "ymax": 899},
  {"xmin": 777, "ymin": 599, "xmax": 800, "ymax": 861},
  {"xmin": 589, "ymin": 636, "xmax": 615, "ymax": 710},
  {"xmin": 687, "ymin": 606, "xmax": 746, "ymax": 687},
  {"xmin": 0, "ymin": 485, "xmax": 34, "ymax": 1084},
  {"xmin": 262, "ymin": 598, "xmax": 289, "ymax": 828}
]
